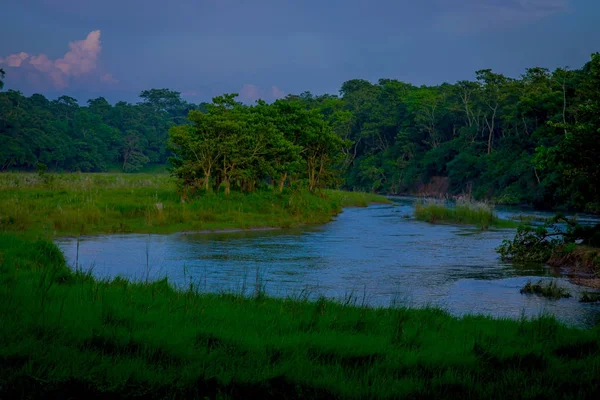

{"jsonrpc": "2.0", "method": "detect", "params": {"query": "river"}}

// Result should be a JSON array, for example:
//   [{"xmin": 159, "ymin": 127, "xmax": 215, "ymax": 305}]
[{"xmin": 55, "ymin": 197, "xmax": 600, "ymax": 328}]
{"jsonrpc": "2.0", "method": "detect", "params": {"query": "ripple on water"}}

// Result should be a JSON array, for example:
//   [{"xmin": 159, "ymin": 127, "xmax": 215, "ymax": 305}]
[{"xmin": 55, "ymin": 200, "xmax": 600, "ymax": 328}]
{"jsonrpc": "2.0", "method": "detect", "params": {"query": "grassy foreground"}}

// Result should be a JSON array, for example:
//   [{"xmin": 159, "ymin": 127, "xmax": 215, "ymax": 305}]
[
  {"xmin": 414, "ymin": 199, "xmax": 518, "ymax": 230},
  {"xmin": 1, "ymin": 234, "xmax": 600, "ymax": 399},
  {"xmin": 0, "ymin": 173, "xmax": 388, "ymax": 235},
  {"xmin": 2, "ymin": 174, "xmax": 600, "ymax": 398}
]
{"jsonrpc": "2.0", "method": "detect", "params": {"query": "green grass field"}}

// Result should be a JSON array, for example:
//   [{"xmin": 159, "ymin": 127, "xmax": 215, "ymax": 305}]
[
  {"xmin": 1, "ymin": 174, "xmax": 599, "ymax": 399},
  {"xmin": 1, "ymin": 234, "xmax": 600, "ymax": 399},
  {"xmin": 0, "ymin": 173, "xmax": 388, "ymax": 235},
  {"xmin": 414, "ymin": 199, "xmax": 519, "ymax": 230}
]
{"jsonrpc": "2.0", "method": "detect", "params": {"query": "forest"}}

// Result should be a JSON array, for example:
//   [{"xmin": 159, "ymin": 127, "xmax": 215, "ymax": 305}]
[{"xmin": 1, "ymin": 54, "xmax": 599, "ymax": 211}]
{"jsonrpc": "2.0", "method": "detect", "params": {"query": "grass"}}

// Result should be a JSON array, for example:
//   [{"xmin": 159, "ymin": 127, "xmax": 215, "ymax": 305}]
[
  {"xmin": 580, "ymin": 291, "xmax": 600, "ymax": 303},
  {"xmin": 2, "ymin": 173, "xmax": 600, "ymax": 398},
  {"xmin": 507, "ymin": 214, "xmax": 549, "ymax": 223},
  {"xmin": 414, "ymin": 199, "xmax": 518, "ymax": 230},
  {"xmin": 520, "ymin": 280, "xmax": 572, "ymax": 300},
  {"xmin": 548, "ymin": 245, "xmax": 600, "ymax": 276},
  {"xmin": 0, "ymin": 173, "xmax": 389, "ymax": 235},
  {"xmin": 2, "ymin": 233, "xmax": 600, "ymax": 399}
]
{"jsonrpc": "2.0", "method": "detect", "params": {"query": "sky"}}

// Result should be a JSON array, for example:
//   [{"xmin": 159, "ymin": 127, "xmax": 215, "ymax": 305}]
[{"xmin": 1, "ymin": 0, "xmax": 599, "ymax": 103}]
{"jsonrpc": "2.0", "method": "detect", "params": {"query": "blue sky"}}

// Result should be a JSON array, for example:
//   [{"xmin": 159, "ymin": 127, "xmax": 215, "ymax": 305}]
[{"xmin": 1, "ymin": 0, "xmax": 599, "ymax": 103}]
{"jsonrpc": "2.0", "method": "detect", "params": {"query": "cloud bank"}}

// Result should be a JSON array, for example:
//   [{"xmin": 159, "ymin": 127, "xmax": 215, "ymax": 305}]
[{"xmin": 0, "ymin": 30, "xmax": 116, "ymax": 90}]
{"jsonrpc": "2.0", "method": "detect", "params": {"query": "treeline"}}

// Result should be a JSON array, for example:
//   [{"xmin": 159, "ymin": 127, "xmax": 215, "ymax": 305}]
[
  {"xmin": 168, "ymin": 94, "xmax": 342, "ymax": 193},
  {"xmin": 1, "ymin": 54, "xmax": 599, "ymax": 210},
  {"xmin": 281, "ymin": 53, "xmax": 599, "ymax": 211},
  {"xmin": 0, "ymin": 88, "xmax": 199, "ymax": 172}
]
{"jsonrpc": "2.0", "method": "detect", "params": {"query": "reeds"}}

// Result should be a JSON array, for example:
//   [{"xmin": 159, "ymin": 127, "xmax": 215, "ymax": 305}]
[
  {"xmin": 520, "ymin": 280, "xmax": 572, "ymax": 300},
  {"xmin": 0, "ymin": 173, "xmax": 389, "ymax": 235},
  {"xmin": 414, "ymin": 199, "xmax": 515, "ymax": 230}
]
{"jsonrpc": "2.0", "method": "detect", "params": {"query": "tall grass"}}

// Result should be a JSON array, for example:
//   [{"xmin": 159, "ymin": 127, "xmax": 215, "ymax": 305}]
[
  {"xmin": 0, "ymin": 173, "xmax": 389, "ymax": 235},
  {"xmin": 520, "ymin": 280, "xmax": 572, "ymax": 300},
  {"xmin": 1, "ymin": 234, "xmax": 600, "ymax": 399},
  {"xmin": 414, "ymin": 199, "xmax": 517, "ymax": 230},
  {"xmin": 2, "ymin": 174, "xmax": 598, "ymax": 398}
]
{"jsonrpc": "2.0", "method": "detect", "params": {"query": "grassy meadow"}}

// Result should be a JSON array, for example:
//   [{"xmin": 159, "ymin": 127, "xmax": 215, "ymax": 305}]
[
  {"xmin": 414, "ymin": 199, "xmax": 519, "ymax": 230},
  {"xmin": 1, "ymin": 173, "xmax": 600, "ymax": 399},
  {"xmin": 2, "ymin": 234, "xmax": 600, "ymax": 399},
  {"xmin": 0, "ymin": 173, "xmax": 388, "ymax": 235}
]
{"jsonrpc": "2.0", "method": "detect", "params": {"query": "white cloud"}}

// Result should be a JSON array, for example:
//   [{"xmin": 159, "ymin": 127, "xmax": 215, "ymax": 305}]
[{"xmin": 0, "ymin": 30, "xmax": 116, "ymax": 90}]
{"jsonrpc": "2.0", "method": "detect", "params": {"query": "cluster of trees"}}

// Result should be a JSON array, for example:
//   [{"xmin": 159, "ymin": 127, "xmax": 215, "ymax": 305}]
[
  {"xmin": 1, "ymin": 54, "xmax": 599, "ymax": 210},
  {"xmin": 283, "ymin": 53, "xmax": 600, "ymax": 211},
  {"xmin": 168, "ymin": 94, "xmax": 343, "ymax": 193},
  {"xmin": 0, "ymin": 88, "xmax": 197, "ymax": 172}
]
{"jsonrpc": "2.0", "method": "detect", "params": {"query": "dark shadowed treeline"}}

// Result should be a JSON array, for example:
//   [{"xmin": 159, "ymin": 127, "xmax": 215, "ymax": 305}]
[
  {"xmin": 1, "ymin": 54, "xmax": 599, "ymax": 210},
  {"xmin": 289, "ymin": 53, "xmax": 600, "ymax": 212},
  {"xmin": 0, "ymin": 88, "xmax": 200, "ymax": 172},
  {"xmin": 168, "ymin": 94, "xmax": 344, "ymax": 193}
]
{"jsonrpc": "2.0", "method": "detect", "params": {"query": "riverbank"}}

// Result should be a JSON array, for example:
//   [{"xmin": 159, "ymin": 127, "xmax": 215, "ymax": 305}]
[
  {"xmin": 498, "ymin": 222, "xmax": 600, "ymax": 289},
  {"xmin": 0, "ymin": 173, "xmax": 389, "ymax": 236},
  {"xmin": 547, "ymin": 245, "xmax": 600, "ymax": 289},
  {"xmin": 1, "ymin": 233, "xmax": 600, "ymax": 399}
]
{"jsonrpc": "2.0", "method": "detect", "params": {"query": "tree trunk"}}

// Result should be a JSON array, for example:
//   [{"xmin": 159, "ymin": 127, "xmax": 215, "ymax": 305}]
[
  {"xmin": 204, "ymin": 170, "xmax": 211, "ymax": 191},
  {"xmin": 278, "ymin": 172, "xmax": 287, "ymax": 193}
]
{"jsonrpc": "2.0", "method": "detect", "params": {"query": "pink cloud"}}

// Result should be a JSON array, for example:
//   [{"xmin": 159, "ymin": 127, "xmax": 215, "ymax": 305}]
[
  {"xmin": 0, "ymin": 30, "xmax": 115, "ymax": 90},
  {"xmin": 239, "ymin": 84, "xmax": 261, "ymax": 102},
  {"xmin": 0, "ymin": 52, "xmax": 30, "ymax": 67},
  {"xmin": 239, "ymin": 83, "xmax": 286, "ymax": 102},
  {"xmin": 271, "ymin": 85, "xmax": 286, "ymax": 99},
  {"xmin": 101, "ymin": 73, "xmax": 119, "ymax": 84}
]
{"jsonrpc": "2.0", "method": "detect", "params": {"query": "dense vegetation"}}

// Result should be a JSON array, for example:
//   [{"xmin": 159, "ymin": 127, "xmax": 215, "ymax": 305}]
[
  {"xmin": 2, "ymin": 54, "xmax": 600, "ymax": 211},
  {"xmin": 497, "ymin": 215, "xmax": 600, "ymax": 287},
  {"xmin": 413, "ymin": 199, "xmax": 517, "ymax": 230},
  {"xmin": 293, "ymin": 53, "xmax": 600, "ymax": 212},
  {"xmin": 0, "ymin": 173, "xmax": 386, "ymax": 235},
  {"xmin": 2, "ymin": 234, "xmax": 600, "ymax": 399},
  {"xmin": 168, "ymin": 95, "xmax": 343, "ymax": 194},
  {"xmin": 2, "ymin": 53, "xmax": 600, "ymax": 398},
  {"xmin": 0, "ymin": 88, "xmax": 198, "ymax": 172}
]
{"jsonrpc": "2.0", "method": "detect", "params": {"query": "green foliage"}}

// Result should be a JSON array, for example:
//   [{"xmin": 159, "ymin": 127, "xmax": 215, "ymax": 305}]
[
  {"xmin": 507, "ymin": 214, "xmax": 549, "ymax": 223},
  {"xmin": 498, "ymin": 212, "xmax": 600, "ymax": 265},
  {"xmin": 35, "ymin": 162, "xmax": 54, "ymax": 185},
  {"xmin": 168, "ymin": 94, "xmax": 344, "ymax": 194},
  {"xmin": 3, "ymin": 54, "xmax": 600, "ymax": 211},
  {"xmin": 497, "ymin": 225, "xmax": 561, "ymax": 263},
  {"xmin": 413, "ymin": 199, "xmax": 514, "ymax": 230},
  {"xmin": 289, "ymin": 54, "xmax": 600, "ymax": 212},
  {"xmin": 533, "ymin": 54, "xmax": 600, "ymax": 211},
  {"xmin": 0, "ymin": 173, "xmax": 388, "ymax": 235},
  {"xmin": 520, "ymin": 280, "xmax": 571, "ymax": 300},
  {"xmin": 0, "ymin": 88, "xmax": 196, "ymax": 172},
  {"xmin": 1, "ymin": 234, "xmax": 600, "ymax": 399},
  {"xmin": 579, "ymin": 291, "xmax": 600, "ymax": 303}
]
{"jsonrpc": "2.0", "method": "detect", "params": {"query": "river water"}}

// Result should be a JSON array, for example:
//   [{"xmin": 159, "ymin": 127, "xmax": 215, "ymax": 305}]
[{"xmin": 55, "ymin": 197, "xmax": 600, "ymax": 328}]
